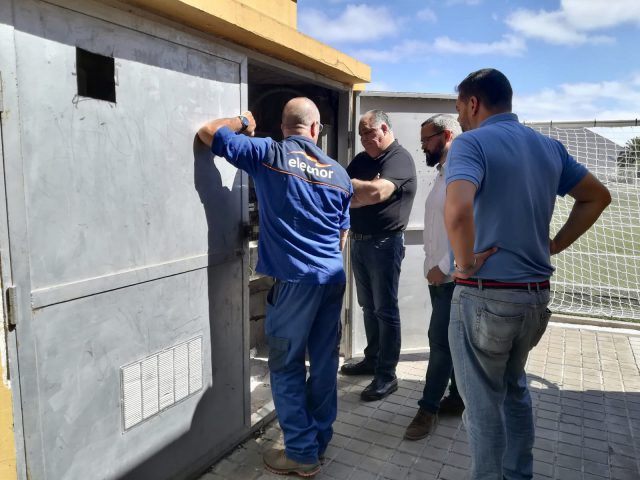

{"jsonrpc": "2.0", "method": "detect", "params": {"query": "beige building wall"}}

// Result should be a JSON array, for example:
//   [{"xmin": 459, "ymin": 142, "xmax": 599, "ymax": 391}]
[
  {"xmin": 123, "ymin": 0, "xmax": 370, "ymax": 85},
  {"xmin": 0, "ymin": 287, "xmax": 15, "ymax": 480},
  {"xmin": 236, "ymin": 0, "xmax": 297, "ymax": 28}
]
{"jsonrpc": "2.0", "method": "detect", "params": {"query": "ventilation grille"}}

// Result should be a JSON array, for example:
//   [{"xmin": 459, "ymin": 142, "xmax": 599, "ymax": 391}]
[{"xmin": 121, "ymin": 337, "xmax": 203, "ymax": 431}]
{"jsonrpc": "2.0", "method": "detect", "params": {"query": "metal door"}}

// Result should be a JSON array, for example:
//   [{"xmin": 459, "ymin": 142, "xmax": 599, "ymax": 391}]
[
  {"xmin": 1, "ymin": 0, "xmax": 250, "ymax": 478},
  {"xmin": 349, "ymin": 92, "xmax": 457, "ymax": 356}
]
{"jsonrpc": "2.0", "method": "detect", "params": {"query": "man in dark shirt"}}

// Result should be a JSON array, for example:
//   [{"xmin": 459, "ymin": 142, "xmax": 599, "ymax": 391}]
[{"xmin": 341, "ymin": 110, "xmax": 417, "ymax": 401}]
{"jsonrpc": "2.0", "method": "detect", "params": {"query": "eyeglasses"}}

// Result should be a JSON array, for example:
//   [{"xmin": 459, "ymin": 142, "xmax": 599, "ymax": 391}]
[
  {"xmin": 317, "ymin": 122, "xmax": 324, "ymax": 133},
  {"xmin": 420, "ymin": 130, "xmax": 444, "ymax": 144}
]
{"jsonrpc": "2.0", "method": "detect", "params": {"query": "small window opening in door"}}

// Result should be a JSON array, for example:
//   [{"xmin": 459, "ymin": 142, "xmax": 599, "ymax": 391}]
[{"xmin": 76, "ymin": 47, "xmax": 116, "ymax": 103}]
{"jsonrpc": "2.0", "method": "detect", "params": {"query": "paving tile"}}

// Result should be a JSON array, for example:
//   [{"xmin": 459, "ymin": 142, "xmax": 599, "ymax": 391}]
[
  {"xmin": 534, "ymin": 437, "xmax": 556, "ymax": 452},
  {"xmin": 536, "ymin": 427, "xmax": 559, "ymax": 441},
  {"xmin": 438, "ymin": 465, "xmax": 467, "ymax": 480},
  {"xmin": 349, "ymin": 469, "xmax": 379, "ymax": 480},
  {"xmin": 582, "ymin": 447, "xmax": 609, "ymax": 465},
  {"xmin": 427, "ymin": 434, "xmax": 453, "ymax": 451},
  {"xmin": 412, "ymin": 457, "xmax": 441, "ymax": 475},
  {"xmin": 610, "ymin": 453, "xmax": 638, "ymax": 470},
  {"xmin": 445, "ymin": 452, "xmax": 470, "ymax": 469},
  {"xmin": 346, "ymin": 438, "xmax": 373, "ymax": 455},
  {"xmin": 558, "ymin": 431, "xmax": 581, "ymax": 446},
  {"xmin": 555, "ymin": 453, "xmax": 582, "ymax": 470},
  {"xmin": 198, "ymin": 327, "xmax": 640, "ymax": 480},
  {"xmin": 380, "ymin": 462, "xmax": 409, "ymax": 480},
  {"xmin": 331, "ymin": 433, "xmax": 350, "ymax": 448},
  {"xmin": 395, "ymin": 440, "xmax": 424, "ymax": 456},
  {"xmin": 610, "ymin": 466, "xmax": 640, "ymax": 480},
  {"xmin": 366, "ymin": 444, "xmax": 394, "ymax": 462},
  {"xmin": 406, "ymin": 470, "xmax": 436, "ymax": 480},
  {"xmin": 556, "ymin": 442, "xmax": 581, "ymax": 458},
  {"xmin": 554, "ymin": 466, "xmax": 582, "ymax": 480},
  {"xmin": 374, "ymin": 434, "xmax": 403, "ymax": 449},
  {"xmin": 583, "ymin": 459, "xmax": 611, "ymax": 478},
  {"xmin": 359, "ymin": 456, "xmax": 387, "ymax": 474},
  {"xmin": 450, "ymin": 441, "xmax": 470, "ymax": 456},
  {"xmin": 323, "ymin": 460, "xmax": 356, "ymax": 479},
  {"xmin": 435, "ymin": 424, "xmax": 458, "ymax": 439},
  {"xmin": 533, "ymin": 460, "xmax": 554, "ymax": 477},
  {"xmin": 390, "ymin": 451, "xmax": 416, "ymax": 467},
  {"xmin": 336, "ymin": 449, "xmax": 365, "ymax": 466},
  {"xmin": 211, "ymin": 459, "xmax": 240, "ymax": 476}
]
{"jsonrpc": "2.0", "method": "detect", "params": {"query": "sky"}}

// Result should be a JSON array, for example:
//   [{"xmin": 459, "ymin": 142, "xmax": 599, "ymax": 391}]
[{"xmin": 296, "ymin": 0, "xmax": 640, "ymax": 123}]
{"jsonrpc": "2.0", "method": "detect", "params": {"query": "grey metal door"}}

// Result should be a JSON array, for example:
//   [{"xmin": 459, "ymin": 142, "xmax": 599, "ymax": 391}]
[
  {"xmin": 2, "ymin": 0, "xmax": 250, "ymax": 478},
  {"xmin": 349, "ymin": 92, "xmax": 457, "ymax": 357}
]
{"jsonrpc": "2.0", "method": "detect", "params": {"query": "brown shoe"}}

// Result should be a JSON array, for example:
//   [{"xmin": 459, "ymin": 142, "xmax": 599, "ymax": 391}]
[
  {"xmin": 263, "ymin": 448, "xmax": 320, "ymax": 477},
  {"xmin": 404, "ymin": 408, "xmax": 437, "ymax": 440}
]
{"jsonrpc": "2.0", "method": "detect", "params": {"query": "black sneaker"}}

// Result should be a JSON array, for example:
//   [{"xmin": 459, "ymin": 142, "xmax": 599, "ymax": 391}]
[{"xmin": 340, "ymin": 360, "xmax": 375, "ymax": 376}]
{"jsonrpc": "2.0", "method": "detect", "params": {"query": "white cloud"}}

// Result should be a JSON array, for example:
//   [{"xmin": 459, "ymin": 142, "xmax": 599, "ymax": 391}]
[
  {"xmin": 514, "ymin": 75, "xmax": 640, "ymax": 122},
  {"xmin": 365, "ymin": 81, "xmax": 393, "ymax": 92},
  {"xmin": 353, "ymin": 40, "xmax": 429, "ymax": 63},
  {"xmin": 298, "ymin": 5, "xmax": 400, "ymax": 43},
  {"xmin": 354, "ymin": 34, "xmax": 525, "ymax": 63},
  {"xmin": 434, "ymin": 35, "xmax": 526, "ymax": 56},
  {"xmin": 561, "ymin": 0, "xmax": 640, "ymax": 30},
  {"xmin": 417, "ymin": 8, "xmax": 437, "ymax": 23},
  {"xmin": 506, "ymin": 0, "xmax": 640, "ymax": 46}
]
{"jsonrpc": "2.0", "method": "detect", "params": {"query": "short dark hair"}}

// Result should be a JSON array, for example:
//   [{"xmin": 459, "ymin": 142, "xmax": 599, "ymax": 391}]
[{"xmin": 455, "ymin": 68, "xmax": 512, "ymax": 112}]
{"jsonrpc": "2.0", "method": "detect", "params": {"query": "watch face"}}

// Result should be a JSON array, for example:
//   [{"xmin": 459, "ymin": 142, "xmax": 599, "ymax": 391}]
[{"xmin": 240, "ymin": 116, "xmax": 249, "ymax": 130}]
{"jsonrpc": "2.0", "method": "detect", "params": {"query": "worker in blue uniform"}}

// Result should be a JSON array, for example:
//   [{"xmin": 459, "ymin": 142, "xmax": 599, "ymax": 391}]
[{"xmin": 198, "ymin": 97, "xmax": 352, "ymax": 477}]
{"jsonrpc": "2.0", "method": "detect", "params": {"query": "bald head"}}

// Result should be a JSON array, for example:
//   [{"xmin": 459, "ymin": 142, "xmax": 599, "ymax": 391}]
[{"xmin": 281, "ymin": 97, "xmax": 322, "ymax": 142}]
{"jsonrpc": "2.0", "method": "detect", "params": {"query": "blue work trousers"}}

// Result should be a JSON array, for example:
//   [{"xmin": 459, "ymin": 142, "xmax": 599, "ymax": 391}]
[{"xmin": 266, "ymin": 280, "xmax": 345, "ymax": 464}]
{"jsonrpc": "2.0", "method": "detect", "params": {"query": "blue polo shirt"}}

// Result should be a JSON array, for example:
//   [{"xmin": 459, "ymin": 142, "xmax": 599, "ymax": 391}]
[
  {"xmin": 212, "ymin": 127, "xmax": 352, "ymax": 284},
  {"xmin": 446, "ymin": 113, "xmax": 588, "ymax": 282}
]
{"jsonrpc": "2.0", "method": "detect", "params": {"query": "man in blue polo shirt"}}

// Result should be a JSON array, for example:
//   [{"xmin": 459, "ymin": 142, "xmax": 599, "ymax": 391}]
[
  {"xmin": 198, "ymin": 97, "xmax": 352, "ymax": 477},
  {"xmin": 445, "ymin": 69, "xmax": 611, "ymax": 480}
]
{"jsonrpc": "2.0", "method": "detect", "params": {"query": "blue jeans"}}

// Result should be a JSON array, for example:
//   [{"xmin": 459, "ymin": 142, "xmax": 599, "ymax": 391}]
[
  {"xmin": 266, "ymin": 280, "xmax": 345, "ymax": 464},
  {"xmin": 418, "ymin": 282, "xmax": 461, "ymax": 413},
  {"xmin": 448, "ymin": 285, "xmax": 551, "ymax": 480},
  {"xmin": 351, "ymin": 234, "xmax": 404, "ymax": 382}
]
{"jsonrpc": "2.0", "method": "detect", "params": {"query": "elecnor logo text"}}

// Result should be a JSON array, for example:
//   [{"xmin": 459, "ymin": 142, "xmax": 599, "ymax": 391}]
[{"xmin": 288, "ymin": 151, "xmax": 335, "ymax": 179}]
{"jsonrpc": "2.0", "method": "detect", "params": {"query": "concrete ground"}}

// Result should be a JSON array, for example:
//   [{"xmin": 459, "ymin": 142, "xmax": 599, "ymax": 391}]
[{"xmin": 199, "ymin": 323, "xmax": 640, "ymax": 480}]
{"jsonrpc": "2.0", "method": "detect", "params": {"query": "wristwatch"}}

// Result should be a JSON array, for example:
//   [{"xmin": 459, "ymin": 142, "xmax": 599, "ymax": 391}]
[
  {"xmin": 454, "ymin": 256, "xmax": 477, "ymax": 274},
  {"xmin": 238, "ymin": 115, "xmax": 250, "ymax": 132}
]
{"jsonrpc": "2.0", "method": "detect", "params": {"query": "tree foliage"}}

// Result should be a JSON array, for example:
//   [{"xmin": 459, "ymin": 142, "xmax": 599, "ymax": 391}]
[{"xmin": 617, "ymin": 136, "xmax": 640, "ymax": 177}]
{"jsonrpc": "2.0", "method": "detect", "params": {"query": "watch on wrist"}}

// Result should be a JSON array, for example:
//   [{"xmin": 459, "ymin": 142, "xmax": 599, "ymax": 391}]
[
  {"xmin": 454, "ymin": 256, "xmax": 477, "ymax": 274},
  {"xmin": 238, "ymin": 115, "xmax": 250, "ymax": 132}
]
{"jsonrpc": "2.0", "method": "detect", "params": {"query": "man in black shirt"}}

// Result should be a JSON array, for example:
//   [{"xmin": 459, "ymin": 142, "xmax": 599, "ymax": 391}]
[{"xmin": 341, "ymin": 110, "xmax": 417, "ymax": 401}]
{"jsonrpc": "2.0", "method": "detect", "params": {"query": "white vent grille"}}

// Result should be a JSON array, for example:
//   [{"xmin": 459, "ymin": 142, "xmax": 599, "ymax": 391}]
[{"xmin": 121, "ymin": 337, "xmax": 203, "ymax": 431}]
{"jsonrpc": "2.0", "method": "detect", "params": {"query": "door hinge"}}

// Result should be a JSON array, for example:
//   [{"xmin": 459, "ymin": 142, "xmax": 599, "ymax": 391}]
[{"xmin": 6, "ymin": 286, "xmax": 17, "ymax": 330}]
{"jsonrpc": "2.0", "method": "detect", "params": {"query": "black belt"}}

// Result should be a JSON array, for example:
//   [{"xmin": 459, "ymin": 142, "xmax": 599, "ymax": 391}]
[
  {"xmin": 350, "ymin": 231, "xmax": 403, "ymax": 241},
  {"xmin": 455, "ymin": 278, "xmax": 550, "ymax": 291}
]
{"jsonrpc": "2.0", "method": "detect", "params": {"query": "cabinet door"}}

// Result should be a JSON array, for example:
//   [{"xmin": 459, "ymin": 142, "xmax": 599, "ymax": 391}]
[{"xmin": 5, "ymin": 0, "xmax": 250, "ymax": 478}]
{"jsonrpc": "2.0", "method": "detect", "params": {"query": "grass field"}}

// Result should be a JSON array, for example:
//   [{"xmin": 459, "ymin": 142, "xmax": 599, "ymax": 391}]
[{"xmin": 550, "ymin": 183, "xmax": 640, "ymax": 322}]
